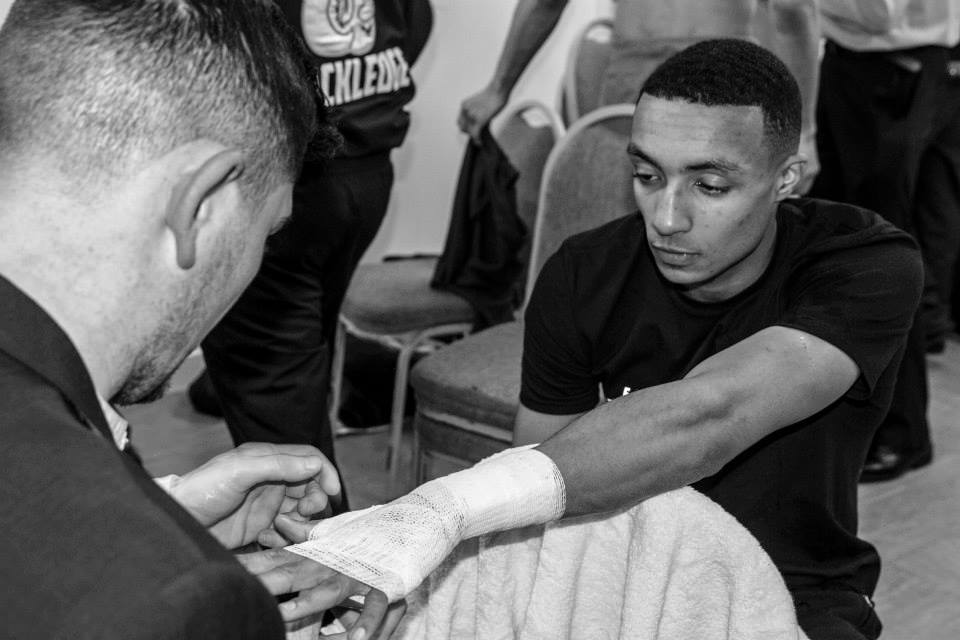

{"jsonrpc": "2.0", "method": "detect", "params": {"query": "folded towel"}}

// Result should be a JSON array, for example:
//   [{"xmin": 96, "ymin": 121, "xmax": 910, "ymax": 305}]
[{"xmin": 392, "ymin": 487, "xmax": 809, "ymax": 640}]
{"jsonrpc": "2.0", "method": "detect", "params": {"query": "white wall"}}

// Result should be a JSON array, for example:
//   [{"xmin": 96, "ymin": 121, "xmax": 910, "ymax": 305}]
[
  {"xmin": 0, "ymin": 0, "xmax": 614, "ymax": 258},
  {"xmin": 373, "ymin": 0, "xmax": 613, "ymax": 259}
]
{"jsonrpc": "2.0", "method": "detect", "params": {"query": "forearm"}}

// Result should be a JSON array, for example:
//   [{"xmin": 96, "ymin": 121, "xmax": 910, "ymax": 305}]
[
  {"xmin": 761, "ymin": 0, "xmax": 821, "ymax": 133},
  {"xmin": 537, "ymin": 326, "xmax": 856, "ymax": 517},
  {"xmin": 486, "ymin": 0, "xmax": 569, "ymax": 98},
  {"xmin": 536, "ymin": 376, "xmax": 733, "ymax": 517}
]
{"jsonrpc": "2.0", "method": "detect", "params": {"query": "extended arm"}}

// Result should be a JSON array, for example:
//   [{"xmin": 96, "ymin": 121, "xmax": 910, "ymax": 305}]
[
  {"xmin": 457, "ymin": 0, "xmax": 569, "ymax": 140},
  {"xmin": 757, "ymin": 0, "xmax": 822, "ymax": 192},
  {"xmin": 535, "ymin": 325, "xmax": 857, "ymax": 516}
]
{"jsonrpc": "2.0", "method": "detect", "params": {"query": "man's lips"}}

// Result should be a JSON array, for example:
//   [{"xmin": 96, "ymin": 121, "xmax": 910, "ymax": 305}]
[
  {"xmin": 650, "ymin": 243, "xmax": 697, "ymax": 265},
  {"xmin": 651, "ymin": 243, "xmax": 697, "ymax": 256}
]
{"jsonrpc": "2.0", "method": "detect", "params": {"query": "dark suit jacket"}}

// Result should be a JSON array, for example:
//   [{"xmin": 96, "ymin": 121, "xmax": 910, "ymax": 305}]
[{"xmin": 0, "ymin": 276, "xmax": 285, "ymax": 639}]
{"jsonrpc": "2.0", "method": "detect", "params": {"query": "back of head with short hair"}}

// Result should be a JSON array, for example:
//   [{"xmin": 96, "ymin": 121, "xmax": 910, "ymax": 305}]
[
  {"xmin": 0, "ymin": 0, "xmax": 340, "ymax": 202},
  {"xmin": 639, "ymin": 39, "xmax": 801, "ymax": 160}
]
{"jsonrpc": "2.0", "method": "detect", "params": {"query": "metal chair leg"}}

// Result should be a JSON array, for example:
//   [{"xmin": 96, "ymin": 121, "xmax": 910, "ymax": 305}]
[
  {"xmin": 329, "ymin": 319, "xmax": 348, "ymax": 435},
  {"xmin": 386, "ymin": 340, "xmax": 417, "ymax": 489},
  {"xmin": 412, "ymin": 414, "xmax": 423, "ymax": 486}
]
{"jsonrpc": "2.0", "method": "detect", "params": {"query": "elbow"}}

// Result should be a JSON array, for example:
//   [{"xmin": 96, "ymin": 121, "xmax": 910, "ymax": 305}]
[{"xmin": 680, "ymin": 381, "xmax": 740, "ymax": 480}]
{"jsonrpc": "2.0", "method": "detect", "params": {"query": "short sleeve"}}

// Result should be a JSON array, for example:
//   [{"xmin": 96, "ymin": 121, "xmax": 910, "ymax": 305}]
[
  {"xmin": 778, "ymin": 234, "xmax": 922, "ymax": 400},
  {"xmin": 520, "ymin": 249, "xmax": 599, "ymax": 414}
]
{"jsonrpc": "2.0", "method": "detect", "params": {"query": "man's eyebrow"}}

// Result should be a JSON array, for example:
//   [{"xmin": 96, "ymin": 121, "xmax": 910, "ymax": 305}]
[
  {"xmin": 626, "ymin": 142, "xmax": 659, "ymax": 169},
  {"xmin": 686, "ymin": 159, "xmax": 744, "ymax": 174},
  {"xmin": 626, "ymin": 142, "xmax": 743, "ymax": 174}
]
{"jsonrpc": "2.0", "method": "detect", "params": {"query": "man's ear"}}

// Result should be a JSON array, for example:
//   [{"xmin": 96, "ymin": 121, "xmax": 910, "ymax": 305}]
[
  {"xmin": 165, "ymin": 148, "xmax": 245, "ymax": 270},
  {"xmin": 773, "ymin": 153, "xmax": 805, "ymax": 201}
]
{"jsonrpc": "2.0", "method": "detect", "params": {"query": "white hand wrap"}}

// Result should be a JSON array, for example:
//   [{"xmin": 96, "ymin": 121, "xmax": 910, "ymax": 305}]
[{"xmin": 285, "ymin": 446, "xmax": 566, "ymax": 602}]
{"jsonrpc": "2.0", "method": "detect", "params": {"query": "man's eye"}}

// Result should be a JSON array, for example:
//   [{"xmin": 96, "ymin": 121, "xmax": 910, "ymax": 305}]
[
  {"xmin": 633, "ymin": 172, "xmax": 661, "ymax": 185},
  {"xmin": 695, "ymin": 180, "xmax": 729, "ymax": 195}
]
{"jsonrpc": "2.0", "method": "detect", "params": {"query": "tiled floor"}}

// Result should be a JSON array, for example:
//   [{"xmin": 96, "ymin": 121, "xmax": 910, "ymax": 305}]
[{"xmin": 128, "ymin": 340, "xmax": 960, "ymax": 640}]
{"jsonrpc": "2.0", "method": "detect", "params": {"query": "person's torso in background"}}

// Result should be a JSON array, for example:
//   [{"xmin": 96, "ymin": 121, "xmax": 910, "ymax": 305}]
[
  {"xmin": 820, "ymin": 0, "xmax": 960, "ymax": 51},
  {"xmin": 600, "ymin": 0, "xmax": 757, "ymax": 105},
  {"xmin": 279, "ymin": 0, "xmax": 432, "ymax": 158}
]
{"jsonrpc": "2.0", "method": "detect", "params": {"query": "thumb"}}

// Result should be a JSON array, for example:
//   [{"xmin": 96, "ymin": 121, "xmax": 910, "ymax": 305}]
[{"xmin": 274, "ymin": 512, "xmax": 317, "ymax": 544}]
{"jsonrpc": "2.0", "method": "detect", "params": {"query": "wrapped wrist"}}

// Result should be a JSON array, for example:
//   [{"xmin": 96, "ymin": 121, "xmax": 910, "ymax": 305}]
[{"xmin": 286, "ymin": 446, "xmax": 565, "ymax": 601}]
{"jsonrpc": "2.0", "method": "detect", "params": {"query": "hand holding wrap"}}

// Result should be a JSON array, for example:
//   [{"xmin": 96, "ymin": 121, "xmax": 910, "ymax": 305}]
[{"xmin": 285, "ymin": 446, "xmax": 566, "ymax": 602}]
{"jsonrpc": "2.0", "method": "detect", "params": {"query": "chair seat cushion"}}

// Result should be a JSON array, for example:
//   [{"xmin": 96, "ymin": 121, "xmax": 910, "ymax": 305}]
[
  {"xmin": 410, "ymin": 321, "xmax": 522, "ymax": 432},
  {"xmin": 342, "ymin": 258, "xmax": 475, "ymax": 334}
]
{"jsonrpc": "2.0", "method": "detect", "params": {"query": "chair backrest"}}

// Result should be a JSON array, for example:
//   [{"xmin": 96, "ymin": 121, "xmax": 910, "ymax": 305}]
[
  {"xmin": 561, "ymin": 18, "xmax": 614, "ymax": 126},
  {"xmin": 494, "ymin": 100, "xmax": 565, "ymax": 234},
  {"xmin": 524, "ymin": 103, "xmax": 637, "ymax": 305},
  {"xmin": 492, "ymin": 101, "xmax": 564, "ymax": 307}
]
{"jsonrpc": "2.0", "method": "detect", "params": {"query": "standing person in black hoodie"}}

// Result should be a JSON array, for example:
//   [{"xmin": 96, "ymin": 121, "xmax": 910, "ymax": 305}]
[{"xmin": 195, "ymin": 0, "xmax": 433, "ymax": 505}]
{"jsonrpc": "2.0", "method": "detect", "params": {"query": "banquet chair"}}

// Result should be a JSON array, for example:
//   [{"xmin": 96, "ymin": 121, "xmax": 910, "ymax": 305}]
[
  {"xmin": 560, "ymin": 18, "xmax": 614, "ymax": 126},
  {"xmin": 410, "ymin": 104, "xmax": 637, "ymax": 484},
  {"xmin": 329, "ymin": 101, "xmax": 564, "ymax": 486}
]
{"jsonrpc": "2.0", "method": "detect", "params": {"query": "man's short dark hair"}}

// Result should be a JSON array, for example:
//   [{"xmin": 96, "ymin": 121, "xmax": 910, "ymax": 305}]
[
  {"xmin": 0, "ymin": 0, "xmax": 339, "ymax": 202},
  {"xmin": 639, "ymin": 39, "xmax": 801, "ymax": 160}
]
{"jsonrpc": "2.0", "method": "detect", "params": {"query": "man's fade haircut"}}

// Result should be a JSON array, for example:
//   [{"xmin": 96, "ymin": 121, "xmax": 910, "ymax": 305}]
[
  {"xmin": 0, "ymin": 0, "xmax": 340, "ymax": 203},
  {"xmin": 639, "ymin": 39, "xmax": 801, "ymax": 160}
]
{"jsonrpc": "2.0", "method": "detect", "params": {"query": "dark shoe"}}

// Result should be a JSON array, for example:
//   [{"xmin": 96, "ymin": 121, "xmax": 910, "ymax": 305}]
[
  {"xmin": 859, "ymin": 445, "xmax": 933, "ymax": 483},
  {"xmin": 187, "ymin": 369, "xmax": 223, "ymax": 418}
]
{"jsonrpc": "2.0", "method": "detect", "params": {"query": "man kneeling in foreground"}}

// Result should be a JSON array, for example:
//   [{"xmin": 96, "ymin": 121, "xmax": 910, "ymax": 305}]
[
  {"xmin": 0, "ymin": 1, "xmax": 384, "ymax": 637},
  {"xmin": 245, "ymin": 39, "xmax": 921, "ymax": 640}
]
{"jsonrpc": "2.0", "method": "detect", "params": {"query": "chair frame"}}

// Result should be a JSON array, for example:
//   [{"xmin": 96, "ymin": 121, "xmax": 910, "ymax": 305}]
[
  {"xmin": 329, "ymin": 101, "xmax": 565, "ymax": 490},
  {"xmin": 413, "ymin": 103, "xmax": 637, "ymax": 482},
  {"xmin": 330, "ymin": 314, "xmax": 473, "ymax": 480},
  {"xmin": 560, "ymin": 17, "xmax": 615, "ymax": 126}
]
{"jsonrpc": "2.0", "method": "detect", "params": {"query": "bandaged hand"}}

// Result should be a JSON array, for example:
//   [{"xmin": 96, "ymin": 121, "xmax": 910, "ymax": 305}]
[{"xmin": 285, "ymin": 446, "xmax": 566, "ymax": 602}]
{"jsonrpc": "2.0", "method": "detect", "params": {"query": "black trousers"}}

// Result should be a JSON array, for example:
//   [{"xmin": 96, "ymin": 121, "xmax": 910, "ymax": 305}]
[
  {"xmin": 811, "ymin": 42, "xmax": 960, "ymax": 455},
  {"xmin": 793, "ymin": 588, "xmax": 882, "ymax": 640},
  {"xmin": 202, "ymin": 154, "xmax": 395, "ymax": 500}
]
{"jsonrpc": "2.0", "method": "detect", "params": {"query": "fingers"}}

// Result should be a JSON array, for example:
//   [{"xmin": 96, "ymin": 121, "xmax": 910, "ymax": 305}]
[
  {"xmin": 235, "ymin": 546, "xmax": 292, "ymax": 576},
  {"xmin": 374, "ymin": 598, "xmax": 408, "ymax": 640},
  {"xmin": 347, "ymin": 590, "xmax": 406, "ymax": 640},
  {"xmin": 257, "ymin": 509, "xmax": 322, "ymax": 548},
  {"xmin": 327, "ymin": 595, "xmax": 406, "ymax": 640},
  {"xmin": 345, "ymin": 589, "xmax": 387, "ymax": 640},
  {"xmin": 296, "ymin": 477, "xmax": 337, "ymax": 517},
  {"xmin": 278, "ymin": 574, "xmax": 361, "ymax": 622},
  {"xmin": 256, "ymin": 527, "xmax": 289, "ymax": 549},
  {"xmin": 457, "ymin": 89, "xmax": 507, "ymax": 144},
  {"xmin": 241, "ymin": 549, "xmax": 341, "ymax": 600},
  {"xmin": 274, "ymin": 512, "xmax": 317, "ymax": 544},
  {"xmin": 225, "ymin": 445, "xmax": 342, "ymax": 498},
  {"xmin": 239, "ymin": 548, "xmax": 398, "ymax": 637}
]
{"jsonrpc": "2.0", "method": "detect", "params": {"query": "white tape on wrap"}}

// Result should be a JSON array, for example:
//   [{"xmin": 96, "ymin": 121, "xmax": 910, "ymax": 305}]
[{"xmin": 286, "ymin": 446, "xmax": 566, "ymax": 602}]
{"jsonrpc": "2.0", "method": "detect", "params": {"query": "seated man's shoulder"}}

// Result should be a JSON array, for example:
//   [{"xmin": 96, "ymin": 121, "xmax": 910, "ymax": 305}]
[{"xmin": 786, "ymin": 197, "xmax": 917, "ymax": 248}]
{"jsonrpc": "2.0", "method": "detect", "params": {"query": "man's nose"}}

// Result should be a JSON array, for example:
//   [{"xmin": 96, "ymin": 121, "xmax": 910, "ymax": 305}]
[{"xmin": 650, "ymin": 187, "xmax": 692, "ymax": 236}]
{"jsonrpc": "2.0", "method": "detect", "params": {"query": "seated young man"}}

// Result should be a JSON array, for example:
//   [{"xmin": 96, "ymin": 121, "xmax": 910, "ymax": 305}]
[{"xmin": 244, "ymin": 39, "xmax": 922, "ymax": 640}]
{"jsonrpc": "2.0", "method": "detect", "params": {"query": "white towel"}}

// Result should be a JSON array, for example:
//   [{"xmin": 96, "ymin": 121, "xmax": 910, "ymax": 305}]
[
  {"xmin": 287, "ymin": 488, "xmax": 809, "ymax": 640},
  {"xmin": 393, "ymin": 487, "xmax": 809, "ymax": 640}
]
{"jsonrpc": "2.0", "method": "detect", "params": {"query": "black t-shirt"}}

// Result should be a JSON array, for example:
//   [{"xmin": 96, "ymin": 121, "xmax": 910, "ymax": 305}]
[
  {"xmin": 278, "ymin": 0, "xmax": 432, "ymax": 158},
  {"xmin": 521, "ymin": 198, "xmax": 922, "ymax": 595}
]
